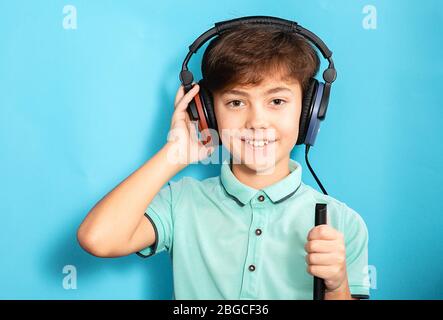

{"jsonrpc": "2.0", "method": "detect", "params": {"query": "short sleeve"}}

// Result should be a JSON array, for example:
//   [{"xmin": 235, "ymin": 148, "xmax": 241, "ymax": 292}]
[
  {"xmin": 136, "ymin": 178, "xmax": 184, "ymax": 258},
  {"xmin": 342, "ymin": 204, "xmax": 371, "ymax": 299}
]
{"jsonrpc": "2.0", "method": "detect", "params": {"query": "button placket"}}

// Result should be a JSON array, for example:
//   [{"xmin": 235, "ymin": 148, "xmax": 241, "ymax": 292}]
[{"xmin": 239, "ymin": 203, "xmax": 265, "ymax": 299}]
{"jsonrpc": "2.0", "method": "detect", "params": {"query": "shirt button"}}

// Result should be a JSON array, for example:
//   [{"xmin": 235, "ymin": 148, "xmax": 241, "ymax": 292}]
[
  {"xmin": 255, "ymin": 228, "xmax": 262, "ymax": 236},
  {"xmin": 248, "ymin": 264, "xmax": 256, "ymax": 272},
  {"xmin": 258, "ymin": 195, "xmax": 265, "ymax": 202}
]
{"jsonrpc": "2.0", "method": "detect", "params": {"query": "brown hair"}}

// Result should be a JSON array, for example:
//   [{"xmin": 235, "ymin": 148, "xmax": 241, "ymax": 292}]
[{"xmin": 201, "ymin": 24, "xmax": 320, "ymax": 95}]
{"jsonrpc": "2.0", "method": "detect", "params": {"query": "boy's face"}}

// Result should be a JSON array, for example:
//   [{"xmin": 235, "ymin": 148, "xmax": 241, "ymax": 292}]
[{"xmin": 213, "ymin": 74, "xmax": 302, "ymax": 174}]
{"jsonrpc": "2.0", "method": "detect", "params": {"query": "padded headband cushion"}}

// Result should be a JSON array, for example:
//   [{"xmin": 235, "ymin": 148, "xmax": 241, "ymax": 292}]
[{"xmin": 297, "ymin": 78, "xmax": 318, "ymax": 145}]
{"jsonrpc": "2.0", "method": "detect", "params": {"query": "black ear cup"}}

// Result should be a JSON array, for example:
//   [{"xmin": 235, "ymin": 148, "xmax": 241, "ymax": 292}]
[
  {"xmin": 197, "ymin": 79, "xmax": 220, "ymax": 144},
  {"xmin": 297, "ymin": 78, "xmax": 318, "ymax": 145}
]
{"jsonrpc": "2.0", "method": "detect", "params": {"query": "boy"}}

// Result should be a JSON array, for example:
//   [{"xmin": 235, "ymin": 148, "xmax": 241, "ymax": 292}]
[{"xmin": 77, "ymin": 23, "xmax": 370, "ymax": 300}]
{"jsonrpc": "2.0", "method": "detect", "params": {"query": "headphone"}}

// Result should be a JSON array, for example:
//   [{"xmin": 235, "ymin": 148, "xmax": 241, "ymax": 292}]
[{"xmin": 179, "ymin": 15, "xmax": 337, "ymax": 148}]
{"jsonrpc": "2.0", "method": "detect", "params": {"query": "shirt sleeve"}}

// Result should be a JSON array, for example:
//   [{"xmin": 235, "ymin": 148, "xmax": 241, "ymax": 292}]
[
  {"xmin": 342, "ymin": 203, "xmax": 371, "ymax": 299},
  {"xmin": 136, "ymin": 178, "xmax": 184, "ymax": 258}
]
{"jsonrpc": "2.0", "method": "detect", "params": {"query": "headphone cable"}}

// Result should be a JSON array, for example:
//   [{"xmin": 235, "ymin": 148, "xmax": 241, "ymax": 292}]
[{"xmin": 305, "ymin": 145, "xmax": 328, "ymax": 195}]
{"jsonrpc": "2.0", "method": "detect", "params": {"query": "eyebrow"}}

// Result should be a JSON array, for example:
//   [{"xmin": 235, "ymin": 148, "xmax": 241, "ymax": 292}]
[{"xmin": 222, "ymin": 87, "xmax": 293, "ymax": 97}]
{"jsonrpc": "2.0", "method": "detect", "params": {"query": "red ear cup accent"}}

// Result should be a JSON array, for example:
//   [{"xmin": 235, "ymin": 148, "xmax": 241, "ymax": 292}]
[{"xmin": 193, "ymin": 93, "xmax": 212, "ymax": 146}]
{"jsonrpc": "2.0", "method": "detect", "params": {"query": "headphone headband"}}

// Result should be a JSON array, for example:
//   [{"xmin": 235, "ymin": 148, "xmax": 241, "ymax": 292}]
[
  {"xmin": 181, "ymin": 16, "xmax": 335, "ymax": 78},
  {"xmin": 179, "ymin": 15, "xmax": 337, "ymax": 119},
  {"xmin": 214, "ymin": 16, "xmax": 331, "ymax": 59}
]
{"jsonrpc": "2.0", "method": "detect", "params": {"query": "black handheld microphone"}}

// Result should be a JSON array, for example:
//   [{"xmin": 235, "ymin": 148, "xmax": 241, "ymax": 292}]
[{"xmin": 313, "ymin": 203, "xmax": 327, "ymax": 300}]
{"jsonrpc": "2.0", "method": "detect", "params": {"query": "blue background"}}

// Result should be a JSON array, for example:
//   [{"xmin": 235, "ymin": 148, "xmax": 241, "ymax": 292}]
[{"xmin": 1, "ymin": 0, "xmax": 442, "ymax": 299}]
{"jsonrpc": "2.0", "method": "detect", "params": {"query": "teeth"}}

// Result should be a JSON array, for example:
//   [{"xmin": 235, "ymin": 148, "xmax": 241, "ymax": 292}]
[{"xmin": 245, "ymin": 139, "xmax": 271, "ymax": 147}]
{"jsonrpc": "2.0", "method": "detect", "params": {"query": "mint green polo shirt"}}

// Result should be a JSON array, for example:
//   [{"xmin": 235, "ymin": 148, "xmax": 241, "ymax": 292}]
[{"xmin": 137, "ymin": 158, "xmax": 370, "ymax": 299}]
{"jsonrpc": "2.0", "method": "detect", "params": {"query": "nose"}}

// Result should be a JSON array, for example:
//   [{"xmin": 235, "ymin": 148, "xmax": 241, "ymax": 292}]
[{"xmin": 245, "ymin": 104, "xmax": 270, "ymax": 130}]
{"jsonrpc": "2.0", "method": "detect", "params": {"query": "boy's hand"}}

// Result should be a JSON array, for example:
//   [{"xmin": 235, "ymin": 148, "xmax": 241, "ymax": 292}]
[
  {"xmin": 166, "ymin": 83, "xmax": 215, "ymax": 166},
  {"xmin": 305, "ymin": 225, "xmax": 348, "ymax": 293}
]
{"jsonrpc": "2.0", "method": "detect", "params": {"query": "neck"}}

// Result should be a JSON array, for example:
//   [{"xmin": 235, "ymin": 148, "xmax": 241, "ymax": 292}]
[{"xmin": 230, "ymin": 157, "xmax": 291, "ymax": 190}]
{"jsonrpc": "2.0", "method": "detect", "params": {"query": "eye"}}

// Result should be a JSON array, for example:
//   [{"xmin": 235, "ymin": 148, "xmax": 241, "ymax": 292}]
[
  {"xmin": 226, "ymin": 100, "xmax": 245, "ymax": 108},
  {"xmin": 271, "ymin": 99, "xmax": 286, "ymax": 106}
]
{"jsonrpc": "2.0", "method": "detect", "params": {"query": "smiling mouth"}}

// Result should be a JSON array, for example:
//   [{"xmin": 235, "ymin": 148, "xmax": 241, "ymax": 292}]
[{"xmin": 240, "ymin": 138, "xmax": 277, "ymax": 148}]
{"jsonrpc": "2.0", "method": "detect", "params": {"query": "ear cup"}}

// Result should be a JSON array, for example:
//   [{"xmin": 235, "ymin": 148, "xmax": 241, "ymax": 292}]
[
  {"xmin": 198, "ymin": 79, "xmax": 220, "ymax": 145},
  {"xmin": 297, "ymin": 78, "xmax": 318, "ymax": 145}
]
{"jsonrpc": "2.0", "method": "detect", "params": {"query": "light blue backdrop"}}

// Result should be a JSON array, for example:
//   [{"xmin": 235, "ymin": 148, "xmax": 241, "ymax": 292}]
[{"xmin": 1, "ymin": 0, "xmax": 442, "ymax": 299}]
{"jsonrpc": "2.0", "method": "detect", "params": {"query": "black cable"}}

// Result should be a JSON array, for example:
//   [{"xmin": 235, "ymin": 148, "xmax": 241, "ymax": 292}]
[{"xmin": 304, "ymin": 145, "xmax": 328, "ymax": 195}]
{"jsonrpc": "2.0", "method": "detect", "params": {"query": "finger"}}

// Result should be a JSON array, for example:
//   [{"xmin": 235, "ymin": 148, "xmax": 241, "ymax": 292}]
[
  {"xmin": 307, "ymin": 224, "xmax": 341, "ymax": 241},
  {"xmin": 306, "ymin": 265, "xmax": 338, "ymax": 279},
  {"xmin": 171, "ymin": 103, "xmax": 192, "ymax": 125},
  {"xmin": 305, "ymin": 252, "xmax": 336, "ymax": 266},
  {"xmin": 304, "ymin": 240, "xmax": 343, "ymax": 253},
  {"xmin": 174, "ymin": 82, "xmax": 198, "ymax": 105},
  {"xmin": 188, "ymin": 120, "xmax": 200, "ymax": 142},
  {"xmin": 174, "ymin": 85, "xmax": 185, "ymax": 106},
  {"xmin": 175, "ymin": 83, "xmax": 199, "ymax": 111}
]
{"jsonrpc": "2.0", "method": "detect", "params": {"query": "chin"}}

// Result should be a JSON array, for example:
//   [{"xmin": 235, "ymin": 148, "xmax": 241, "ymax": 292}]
[
  {"xmin": 230, "ymin": 140, "xmax": 283, "ymax": 175},
  {"xmin": 241, "ymin": 161, "xmax": 280, "ymax": 175}
]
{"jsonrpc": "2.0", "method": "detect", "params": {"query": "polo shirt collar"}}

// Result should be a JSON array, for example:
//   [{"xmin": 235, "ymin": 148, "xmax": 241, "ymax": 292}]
[{"xmin": 220, "ymin": 158, "xmax": 302, "ymax": 206}]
